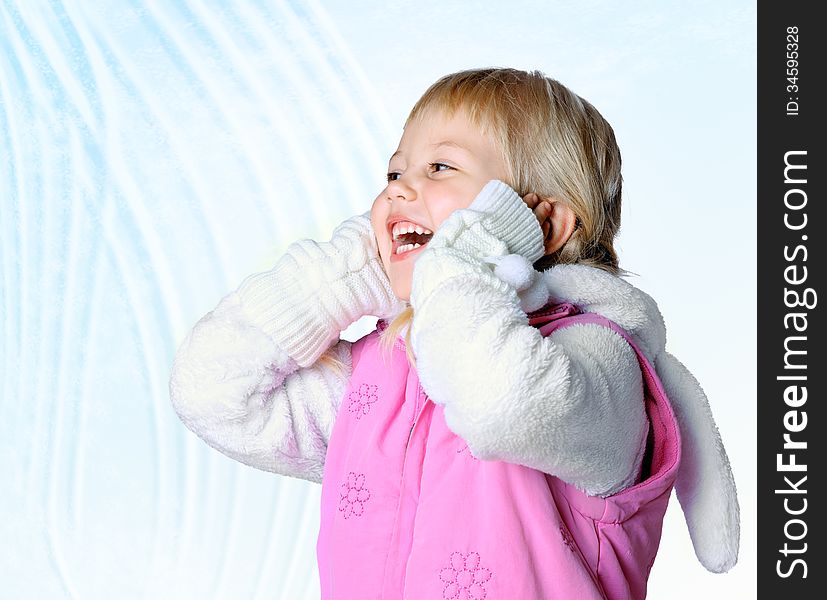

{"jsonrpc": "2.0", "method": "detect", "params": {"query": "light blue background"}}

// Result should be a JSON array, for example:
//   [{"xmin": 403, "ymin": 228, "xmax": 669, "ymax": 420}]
[{"xmin": 1, "ymin": 1, "xmax": 755, "ymax": 598}]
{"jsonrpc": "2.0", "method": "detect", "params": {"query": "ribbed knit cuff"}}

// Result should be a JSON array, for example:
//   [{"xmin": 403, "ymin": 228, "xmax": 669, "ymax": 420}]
[
  {"xmin": 235, "ymin": 254, "xmax": 341, "ymax": 368},
  {"xmin": 469, "ymin": 180, "xmax": 544, "ymax": 264}
]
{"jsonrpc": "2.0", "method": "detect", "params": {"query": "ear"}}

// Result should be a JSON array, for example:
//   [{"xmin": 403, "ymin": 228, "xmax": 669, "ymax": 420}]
[{"xmin": 542, "ymin": 198, "xmax": 577, "ymax": 255}]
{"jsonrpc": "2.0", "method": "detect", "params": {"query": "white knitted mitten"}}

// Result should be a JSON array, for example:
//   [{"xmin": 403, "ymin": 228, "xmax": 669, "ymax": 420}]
[
  {"xmin": 411, "ymin": 180, "xmax": 546, "ymax": 312},
  {"xmin": 236, "ymin": 212, "xmax": 405, "ymax": 367},
  {"xmin": 425, "ymin": 180, "xmax": 544, "ymax": 261}
]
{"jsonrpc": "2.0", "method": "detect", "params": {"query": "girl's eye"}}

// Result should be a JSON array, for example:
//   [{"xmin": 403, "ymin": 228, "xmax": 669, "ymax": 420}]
[
  {"xmin": 386, "ymin": 172, "xmax": 401, "ymax": 182},
  {"xmin": 429, "ymin": 162, "xmax": 453, "ymax": 173}
]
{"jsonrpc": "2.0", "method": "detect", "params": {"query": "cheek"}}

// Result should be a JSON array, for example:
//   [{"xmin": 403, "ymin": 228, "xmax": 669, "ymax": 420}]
[
  {"xmin": 369, "ymin": 195, "xmax": 383, "ymax": 226},
  {"xmin": 423, "ymin": 181, "xmax": 484, "ymax": 231},
  {"xmin": 370, "ymin": 199, "xmax": 390, "ymax": 259},
  {"xmin": 430, "ymin": 206, "xmax": 450, "ymax": 229}
]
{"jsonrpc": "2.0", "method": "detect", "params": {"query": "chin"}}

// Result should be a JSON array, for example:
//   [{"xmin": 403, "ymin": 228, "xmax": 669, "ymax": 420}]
[
  {"xmin": 391, "ymin": 281, "xmax": 411, "ymax": 303},
  {"xmin": 384, "ymin": 259, "xmax": 413, "ymax": 303}
]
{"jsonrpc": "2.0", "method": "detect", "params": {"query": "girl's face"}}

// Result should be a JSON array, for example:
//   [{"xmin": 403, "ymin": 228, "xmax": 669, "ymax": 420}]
[{"xmin": 371, "ymin": 108, "xmax": 509, "ymax": 301}]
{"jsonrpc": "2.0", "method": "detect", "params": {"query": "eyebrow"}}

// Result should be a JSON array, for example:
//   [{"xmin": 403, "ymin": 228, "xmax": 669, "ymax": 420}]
[{"xmin": 389, "ymin": 140, "xmax": 470, "ymax": 161}]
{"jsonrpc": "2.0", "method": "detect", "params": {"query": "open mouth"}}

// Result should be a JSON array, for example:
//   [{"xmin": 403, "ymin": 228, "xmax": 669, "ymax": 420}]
[{"xmin": 390, "ymin": 220, "xmax": 434, "ymax": 258}]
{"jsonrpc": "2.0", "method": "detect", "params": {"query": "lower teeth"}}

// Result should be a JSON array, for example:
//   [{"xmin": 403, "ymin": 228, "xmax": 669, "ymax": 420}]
[{"xmin": 396, "ymin": 242, "xmax": 422, "ymax": 255}]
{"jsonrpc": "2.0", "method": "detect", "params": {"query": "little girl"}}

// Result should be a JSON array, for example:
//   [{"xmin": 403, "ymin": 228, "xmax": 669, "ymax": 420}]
[{"xmin": 169, "ymin": 68, "xmax": 739, "ymax": 599}]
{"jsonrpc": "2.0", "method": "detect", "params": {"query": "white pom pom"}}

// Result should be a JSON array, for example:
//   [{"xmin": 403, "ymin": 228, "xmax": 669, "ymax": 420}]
[
  {"xmin": 483, "ymin": 253, "xmax": 551, "ymax": 313},
  {"xmin": 486, "ymin": 254, "xmax": 535, "ymax": 291}
]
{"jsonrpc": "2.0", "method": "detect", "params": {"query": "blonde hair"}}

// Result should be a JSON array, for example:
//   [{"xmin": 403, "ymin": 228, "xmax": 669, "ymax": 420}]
[
  {"xmin": 378, "ymin": 306, "xmax": 416, "ymax": 366},
  {"xmin": 318, "ymin": 350, "xmax": 349, "ymax": 378},
  {"xmin": 379, "ymin": 67, "xmax": 627, "ymax": 357}
]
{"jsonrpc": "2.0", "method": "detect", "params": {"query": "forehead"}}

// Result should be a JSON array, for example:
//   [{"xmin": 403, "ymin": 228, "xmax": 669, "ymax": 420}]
[{"xmin": 393, "ymin": 107, "xmax": 500, "ymax": 160}]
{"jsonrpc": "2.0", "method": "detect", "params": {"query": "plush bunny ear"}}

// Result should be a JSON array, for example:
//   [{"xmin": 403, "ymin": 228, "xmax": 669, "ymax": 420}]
[{"xmin": 654, "ymin": 351, "xmax": 740, "ymax": 573}]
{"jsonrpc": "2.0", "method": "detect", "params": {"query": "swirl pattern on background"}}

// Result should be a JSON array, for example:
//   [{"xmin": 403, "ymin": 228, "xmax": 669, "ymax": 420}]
[{"xmin": 0, "ymin": 1, "xmax": 390, "ymax": 598}]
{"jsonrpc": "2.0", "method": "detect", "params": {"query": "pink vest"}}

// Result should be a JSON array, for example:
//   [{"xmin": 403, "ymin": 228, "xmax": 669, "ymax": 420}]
[{"xmin": 317, "ymin": 302, "xmax": 681, "ymax": 599}]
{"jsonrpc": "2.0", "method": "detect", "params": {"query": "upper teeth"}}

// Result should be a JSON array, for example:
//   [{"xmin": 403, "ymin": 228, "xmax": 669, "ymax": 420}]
[{"xmin": 392, "ymin": 221, "xmax": 433, "ymax": 240}]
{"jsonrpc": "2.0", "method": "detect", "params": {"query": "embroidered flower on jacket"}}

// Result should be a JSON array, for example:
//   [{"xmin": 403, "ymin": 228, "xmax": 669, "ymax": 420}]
[
  {"xmin": 456, "ymin": 441, "xmax": 479, "ymax": 461},
  {"xmin": 338, "ymin": 472, "xmax": 370, "ymax": 519},
  {"xmin": 439, "ymin": 551, "xmax": 492, "ymax": 599},
  {"xmin": 348, "ymin": 383, "xmax": 379, "ymax": 419}
]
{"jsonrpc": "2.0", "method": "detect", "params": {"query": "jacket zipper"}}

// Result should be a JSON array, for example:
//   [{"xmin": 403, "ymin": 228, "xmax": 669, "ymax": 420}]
[
  {"xmin": 406, "ymin": 383, "xmax": 426, "ymax": 447},
  {"xmin": 390, "ymin": 383, "xmax": 429, "ymax": 595}
]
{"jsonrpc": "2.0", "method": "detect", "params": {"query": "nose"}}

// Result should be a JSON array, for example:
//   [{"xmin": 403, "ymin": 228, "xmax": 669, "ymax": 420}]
[{"xmin": 386, "ymin": 176, "xmax": 416, "ymax": 202}]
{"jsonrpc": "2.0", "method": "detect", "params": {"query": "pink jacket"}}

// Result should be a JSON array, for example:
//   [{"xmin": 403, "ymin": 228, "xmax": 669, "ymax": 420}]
[{"xmin": 317, "ymin": 301, "xmax": 681, "ymax": 600}]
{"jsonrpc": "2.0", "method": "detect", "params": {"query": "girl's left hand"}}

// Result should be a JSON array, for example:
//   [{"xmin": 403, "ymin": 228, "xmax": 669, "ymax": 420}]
[
  {"xmin": 410, "ymin": 181, "xmax": 549, "ymax": 314},
  {"xmin": 522, "ymin": 193, "xmax": 553, "ymax": 253}
]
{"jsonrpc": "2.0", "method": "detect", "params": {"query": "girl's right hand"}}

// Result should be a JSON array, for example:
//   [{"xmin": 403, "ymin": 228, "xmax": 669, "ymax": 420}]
[
  {"xmin": 235, "ymin": 212, "xmax": 405, "ymax": 367},
  {"xmin": 323, "ymin": 212, "xmax": 408, "ymax": 321}
]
